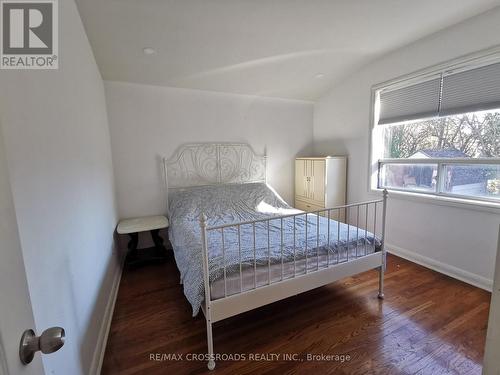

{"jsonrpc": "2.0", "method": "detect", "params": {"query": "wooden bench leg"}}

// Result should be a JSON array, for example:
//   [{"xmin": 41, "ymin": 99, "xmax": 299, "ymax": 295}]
[
  {"xmin": 127, "ymin": 232, "xmax": 139, "ymax": 261},
  {"xmin": 151, "ymin": 229, "xmax": 167, "ymax": 256}
]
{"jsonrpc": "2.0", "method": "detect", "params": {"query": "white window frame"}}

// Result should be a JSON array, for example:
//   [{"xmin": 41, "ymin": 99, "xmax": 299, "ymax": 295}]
[{"xmin": 369, "ymin": 46, "xmax": 500, "ymax": 211}]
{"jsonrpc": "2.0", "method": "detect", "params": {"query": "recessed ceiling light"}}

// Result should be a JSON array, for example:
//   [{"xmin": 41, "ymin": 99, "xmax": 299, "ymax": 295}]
[
  {"xmin": 315, "ymin": 73, "xmax": 325, "ymax": 79},
  {"xmin": 143, "ymin": 47, "xmax": 156, "ymax": 55}
]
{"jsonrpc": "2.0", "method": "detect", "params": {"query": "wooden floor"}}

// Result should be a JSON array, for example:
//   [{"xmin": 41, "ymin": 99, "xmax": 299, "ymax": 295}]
[{"xmin": 102, "ymin": 254, "xmax": 491, "ymax": 374}]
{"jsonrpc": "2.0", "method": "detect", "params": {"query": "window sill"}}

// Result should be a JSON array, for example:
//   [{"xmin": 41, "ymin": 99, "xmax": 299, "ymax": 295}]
[{"xmin": 369, "ymin": 188, "xmax": 500, "ymax": 214}]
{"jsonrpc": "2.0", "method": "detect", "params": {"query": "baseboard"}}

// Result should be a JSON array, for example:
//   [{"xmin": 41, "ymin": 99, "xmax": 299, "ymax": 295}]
[
  {"xmin": 387, "ymin": 242, "xmax": 493, "ymax": 292},
  {"xmin": 89, "ymin": 258, "xmax": 124, "ymax": 375}
]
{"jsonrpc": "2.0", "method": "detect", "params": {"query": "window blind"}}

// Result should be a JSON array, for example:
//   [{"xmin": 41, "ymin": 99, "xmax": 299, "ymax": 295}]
[
  {"xmin": 378, "ymin": 77, "xmax": 442, "ymax": 125},
  {"xmin": 440, "ymin": 62, "xmax": 500, "ymax": 116},
  {"xmin": 377, "ymin": 58, "xmax": 500, "ymax": 125}
]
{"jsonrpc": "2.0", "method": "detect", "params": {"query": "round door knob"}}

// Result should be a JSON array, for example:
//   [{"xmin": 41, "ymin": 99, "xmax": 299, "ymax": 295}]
[
  {"xmin": 19, "ymin": 327, "xmax": 65, "ymax": 364},
  {"xmin": 39, "ymin": 327, "xmax": 65, "ymax": 354}
]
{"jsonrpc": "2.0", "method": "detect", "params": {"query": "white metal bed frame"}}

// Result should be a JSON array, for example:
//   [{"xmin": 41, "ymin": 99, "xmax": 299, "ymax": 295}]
[{"xmin": 164, "ymin": 143, "xmax": 388, "ymax": 370}]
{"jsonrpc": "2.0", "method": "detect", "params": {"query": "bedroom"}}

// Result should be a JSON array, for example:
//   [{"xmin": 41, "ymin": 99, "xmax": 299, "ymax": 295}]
[{"xmin": 0, "ymin": 1, "xmax": 499, "ymax": 374}]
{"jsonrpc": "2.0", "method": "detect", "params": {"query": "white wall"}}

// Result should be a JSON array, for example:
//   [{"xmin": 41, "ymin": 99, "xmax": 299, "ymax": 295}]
[
  {"xmin": 314, "ymin": 8, "xmax": 500, "ymax": 288},
  {"xmin": 0, "ymin": 1, "xmax": 118, "ymax": 374},
  {"xmin": 105, "ymin": 81, "xmax": 313, "ymax": 219}
]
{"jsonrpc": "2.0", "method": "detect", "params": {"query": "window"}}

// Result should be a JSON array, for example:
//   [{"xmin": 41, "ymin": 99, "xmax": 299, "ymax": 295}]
[{"xmin": 371, "ymin": 53, "xmax": 500, "ymax": 204}]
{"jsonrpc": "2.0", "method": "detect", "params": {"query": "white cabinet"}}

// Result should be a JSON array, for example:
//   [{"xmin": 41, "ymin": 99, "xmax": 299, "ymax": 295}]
[{"xmin": 295, "ymin": 157, "xmax": 346, "ymax": 218}]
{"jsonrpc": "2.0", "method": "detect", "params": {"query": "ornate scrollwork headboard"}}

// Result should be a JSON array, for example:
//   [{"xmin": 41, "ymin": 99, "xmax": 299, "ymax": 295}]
[{"xmin": 163, "ymin": 143, "xmax": 266, "ymax": 212}]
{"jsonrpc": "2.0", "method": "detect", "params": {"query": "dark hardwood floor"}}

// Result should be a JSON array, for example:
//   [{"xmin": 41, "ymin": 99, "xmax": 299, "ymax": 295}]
[{"xmin": 102, "ymin": 254, "xmax": 491, "ymax": 374}]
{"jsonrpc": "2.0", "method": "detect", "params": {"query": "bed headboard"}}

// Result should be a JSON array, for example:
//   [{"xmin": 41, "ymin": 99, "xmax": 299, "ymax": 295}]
[{"xmin": 163, "ymin": 143, "xmax": 266, "ymax": 212}]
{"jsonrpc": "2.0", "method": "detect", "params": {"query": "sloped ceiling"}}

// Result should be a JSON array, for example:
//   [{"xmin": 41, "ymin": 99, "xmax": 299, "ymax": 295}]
[{"xmin": 77, "ymin": 0, "xmax": 500, "ymax": 101}]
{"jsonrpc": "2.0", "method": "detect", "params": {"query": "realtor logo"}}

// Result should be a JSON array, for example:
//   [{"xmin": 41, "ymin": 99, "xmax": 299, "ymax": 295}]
[{"xmin": 1, "ymin": 0, "xmax": 58, "ymax": 69}]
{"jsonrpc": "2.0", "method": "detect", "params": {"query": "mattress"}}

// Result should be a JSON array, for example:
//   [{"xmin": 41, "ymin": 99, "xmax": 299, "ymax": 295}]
[{"xmin": 168, "ymin": 183, "xmax": 380, "ymax": 316}]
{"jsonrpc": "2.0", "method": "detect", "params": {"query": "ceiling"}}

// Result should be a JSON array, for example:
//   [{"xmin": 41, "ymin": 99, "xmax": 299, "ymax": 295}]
[{"xmin": 76, "ymin": 0, "xmax": 500, "ymax": 101}]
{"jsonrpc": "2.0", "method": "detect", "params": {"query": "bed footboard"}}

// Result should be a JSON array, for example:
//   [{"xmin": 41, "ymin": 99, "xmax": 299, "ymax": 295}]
[{"xmin": 199, "ymin": 190, "xmax": 388, "ymax": 370}]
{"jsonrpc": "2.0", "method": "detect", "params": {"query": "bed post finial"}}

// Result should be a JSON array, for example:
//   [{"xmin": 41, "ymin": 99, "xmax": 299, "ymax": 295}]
[
  {"xmin": 382, "ymin": 188, "xmax": 388, "ymax": 200},
  {"xmin": 200, "ymin": 213, "xmax": 207, "ymax": 228}
]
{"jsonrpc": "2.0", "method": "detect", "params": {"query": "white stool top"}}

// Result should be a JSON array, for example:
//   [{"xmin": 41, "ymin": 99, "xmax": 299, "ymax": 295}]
[{"xmin": 117, "ymin": 215, "xmax": 169, "ymax": 234}]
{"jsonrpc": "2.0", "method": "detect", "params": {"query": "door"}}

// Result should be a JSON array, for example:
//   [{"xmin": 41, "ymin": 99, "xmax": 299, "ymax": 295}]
[
  {"xmin": 0, "ymin": 125, "xmax": 44, "ymax": 375},
  {"xmin": 295, "ymin": 159, "xmax": 308, "ymax": 200},
  {"xmin": 311, "ymin": 160, "xmax": 325, "ymax": 204},
  {"xmin": 483, "ymin": 226, "xmax": 500, "ymax": 374}
]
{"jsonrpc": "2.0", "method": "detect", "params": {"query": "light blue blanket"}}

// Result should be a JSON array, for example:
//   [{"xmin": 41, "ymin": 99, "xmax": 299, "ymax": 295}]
[{"xmin": 168, "ymin": 183, "xmax": 380, "ymax": 316}]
